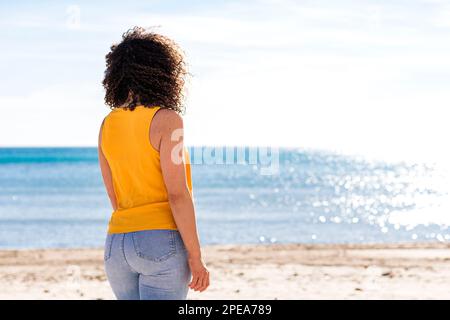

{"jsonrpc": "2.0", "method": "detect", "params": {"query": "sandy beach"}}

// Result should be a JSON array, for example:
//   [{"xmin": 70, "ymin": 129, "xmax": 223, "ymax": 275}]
[{"xmin": 0, "ymin": 243, "xmax": 449, "ymax": 300}]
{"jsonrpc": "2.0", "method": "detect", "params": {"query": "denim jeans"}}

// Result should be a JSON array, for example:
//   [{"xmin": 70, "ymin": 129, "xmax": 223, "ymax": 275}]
[{"xmin": 104, "ymin": 229, "xmax": 191, "ymax": 300}]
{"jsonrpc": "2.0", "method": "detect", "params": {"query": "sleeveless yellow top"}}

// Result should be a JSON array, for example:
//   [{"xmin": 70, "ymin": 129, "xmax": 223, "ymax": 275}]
[{"xmin": 101, "ymin": 105, "xmax": 192, "ymax": 234}]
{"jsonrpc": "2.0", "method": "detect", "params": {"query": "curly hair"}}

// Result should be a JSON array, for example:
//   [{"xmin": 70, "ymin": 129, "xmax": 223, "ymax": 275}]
[{"xmin": 102, "ymin": 27, "xmax": 188, "ymax": 113}]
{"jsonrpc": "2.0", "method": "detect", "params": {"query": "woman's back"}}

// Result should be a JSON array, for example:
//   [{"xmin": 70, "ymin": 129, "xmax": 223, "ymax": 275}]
[{"xmin": 101, "ymin": 105, "xmax": 192, "ymax": 234}]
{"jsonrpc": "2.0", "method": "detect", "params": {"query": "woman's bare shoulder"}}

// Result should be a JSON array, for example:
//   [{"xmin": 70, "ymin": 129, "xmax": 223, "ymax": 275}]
[{"xmin": 153, "ymin": 108, "xmax": 183, "ymax": 132}]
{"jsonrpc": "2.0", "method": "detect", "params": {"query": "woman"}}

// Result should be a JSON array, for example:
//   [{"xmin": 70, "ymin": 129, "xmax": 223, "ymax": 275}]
[{"xmin": 98, "ymin": 27, "xmax": 209, "ymax": 300}]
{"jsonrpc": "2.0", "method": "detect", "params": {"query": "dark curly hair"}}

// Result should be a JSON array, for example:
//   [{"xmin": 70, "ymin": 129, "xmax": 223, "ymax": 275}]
[{"xmin": 102, "ymin": 27, "xmax": 188, "ymax": 113}]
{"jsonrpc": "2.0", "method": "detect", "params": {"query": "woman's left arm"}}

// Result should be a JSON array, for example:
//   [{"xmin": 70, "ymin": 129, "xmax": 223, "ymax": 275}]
[{"xmin": 98, "ymin": 119, "xmax": 118, "ymax": 211}]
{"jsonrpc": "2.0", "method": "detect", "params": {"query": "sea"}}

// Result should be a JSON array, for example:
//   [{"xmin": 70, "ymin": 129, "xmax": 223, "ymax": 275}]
[{"xmin": 0, "ymin": 147, "xmax": 449, "ymax": 249}]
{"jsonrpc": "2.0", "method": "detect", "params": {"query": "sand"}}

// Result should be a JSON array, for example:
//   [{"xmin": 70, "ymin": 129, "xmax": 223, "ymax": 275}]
[{"xmin": 1, "ymin": 243, "xmax": 450, "ymax": 300}]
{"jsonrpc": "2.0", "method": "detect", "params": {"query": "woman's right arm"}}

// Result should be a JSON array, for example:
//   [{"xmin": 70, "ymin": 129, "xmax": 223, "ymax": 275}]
[{"xmin": 157, "ymin": 109, "xmax": 210, "ymax": 293}]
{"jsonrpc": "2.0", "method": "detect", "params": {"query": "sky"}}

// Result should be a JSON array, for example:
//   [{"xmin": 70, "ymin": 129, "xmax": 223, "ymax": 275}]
[{"xmin": 1, "ymin": 0, "xmax": 450, "ymax": 163}]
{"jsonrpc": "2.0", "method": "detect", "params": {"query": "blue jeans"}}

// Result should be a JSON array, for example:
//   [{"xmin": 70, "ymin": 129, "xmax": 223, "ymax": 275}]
[{"xmin": 104, "ymin": 229, "xmax": 191, "ymax": 300}]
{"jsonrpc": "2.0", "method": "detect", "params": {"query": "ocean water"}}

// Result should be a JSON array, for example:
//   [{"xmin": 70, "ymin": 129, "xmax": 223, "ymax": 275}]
[{"xmin": 0, "ymin": 147, "xmax": 449, "ymax": 249}]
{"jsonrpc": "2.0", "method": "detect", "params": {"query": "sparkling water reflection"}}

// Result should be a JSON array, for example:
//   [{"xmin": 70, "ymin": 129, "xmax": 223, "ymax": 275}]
[{"xmin": 192, "ymin": 148, "xmax": 449, "ymax": 244}]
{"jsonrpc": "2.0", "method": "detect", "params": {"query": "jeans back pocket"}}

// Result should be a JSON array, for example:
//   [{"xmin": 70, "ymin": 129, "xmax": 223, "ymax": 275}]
[
  {"xmin": 104, "ymin": 234, "xmax": 114, "ymax": 261},
  {"xmin": 132, "ymin": 230, "xmax": 176, "ymax": 262}
]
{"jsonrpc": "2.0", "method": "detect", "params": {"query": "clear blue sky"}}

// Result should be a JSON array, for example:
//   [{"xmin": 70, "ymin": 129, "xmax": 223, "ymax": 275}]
[{"xmin": 1, "ymin": 0, "xmax": 450, "ymax": 163}]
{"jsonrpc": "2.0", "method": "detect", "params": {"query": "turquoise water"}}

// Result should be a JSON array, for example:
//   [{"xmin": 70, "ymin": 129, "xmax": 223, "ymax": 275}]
[{"xmin": 0, "ymin": 147, "xmax": 448, "ymax": 248}]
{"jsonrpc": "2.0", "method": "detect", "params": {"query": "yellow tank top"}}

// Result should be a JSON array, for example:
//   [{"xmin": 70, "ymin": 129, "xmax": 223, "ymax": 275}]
[{"xmin": 101, "ymin": 105, "xmax": 193, "ymax": 234}]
